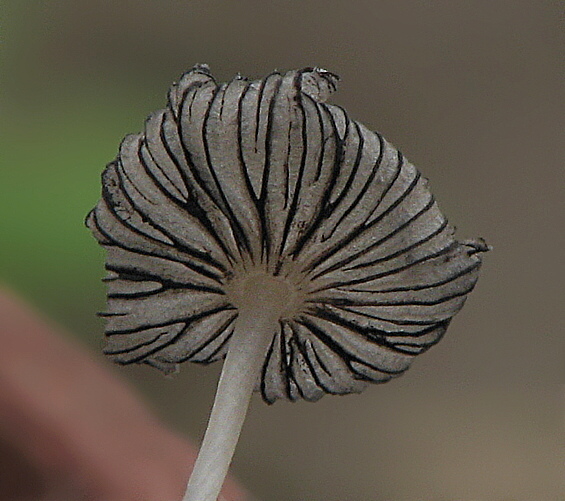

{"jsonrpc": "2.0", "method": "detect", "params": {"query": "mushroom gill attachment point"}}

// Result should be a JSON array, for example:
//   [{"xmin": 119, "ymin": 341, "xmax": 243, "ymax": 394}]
[{"xmin": 87, "ymin": 65, "xmax": 488, "ymax": 501}]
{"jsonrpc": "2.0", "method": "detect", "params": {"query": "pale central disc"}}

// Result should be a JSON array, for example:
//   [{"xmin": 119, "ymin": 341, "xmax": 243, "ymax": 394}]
[{"xmin": 225, "ymin": 271, "xmax": 306, "ymax": 320}]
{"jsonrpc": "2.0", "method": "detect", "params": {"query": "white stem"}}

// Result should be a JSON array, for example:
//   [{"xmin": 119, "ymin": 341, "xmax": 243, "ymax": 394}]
[{"xmin": 182, "ymin": 301, "xmax": 280, "ymax": 501}]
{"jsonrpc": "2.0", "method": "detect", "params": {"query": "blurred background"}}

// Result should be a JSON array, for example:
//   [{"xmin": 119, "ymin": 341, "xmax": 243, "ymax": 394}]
[{"xmin": 0, "ymin": 1, "xmax": 563, "ymax": 499}]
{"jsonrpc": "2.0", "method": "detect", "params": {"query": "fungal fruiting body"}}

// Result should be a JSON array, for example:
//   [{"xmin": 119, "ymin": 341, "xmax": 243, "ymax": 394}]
[{"xmin": 87, "ymin": 65, "xmax": 488, "ymax": 501}]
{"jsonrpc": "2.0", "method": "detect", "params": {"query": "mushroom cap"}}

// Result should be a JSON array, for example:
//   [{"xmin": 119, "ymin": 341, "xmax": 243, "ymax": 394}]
[{"xmin": 87, "ymin": 66, "xmax": 488, "ymax": 404}]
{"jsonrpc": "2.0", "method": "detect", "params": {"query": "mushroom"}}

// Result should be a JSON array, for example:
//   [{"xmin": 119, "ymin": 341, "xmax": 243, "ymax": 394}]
[{"xmin": 86, "ymin": 65, "xmax": 488, "ymax": 501}]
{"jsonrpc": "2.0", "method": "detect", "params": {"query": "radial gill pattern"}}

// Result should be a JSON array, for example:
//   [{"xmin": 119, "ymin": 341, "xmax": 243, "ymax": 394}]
[{"xmin": 87, "ymin": 65, "xmax": 488, "ymax": 404}]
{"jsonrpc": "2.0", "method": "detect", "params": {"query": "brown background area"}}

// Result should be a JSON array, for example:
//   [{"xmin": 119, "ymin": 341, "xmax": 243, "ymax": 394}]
[{"xmin": 1, "ymin": 1, "xmax": 563, "ymax": 500}]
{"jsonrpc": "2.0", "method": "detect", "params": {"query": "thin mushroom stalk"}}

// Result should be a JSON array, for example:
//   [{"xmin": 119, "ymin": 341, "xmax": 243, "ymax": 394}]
[
  {"xmin": 183, "ymin": 275, "xmax": 290, "ymax": 501},
  {"xmin": 87, "ymin": 65, "xmax": 488, "ymax": 501}
]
